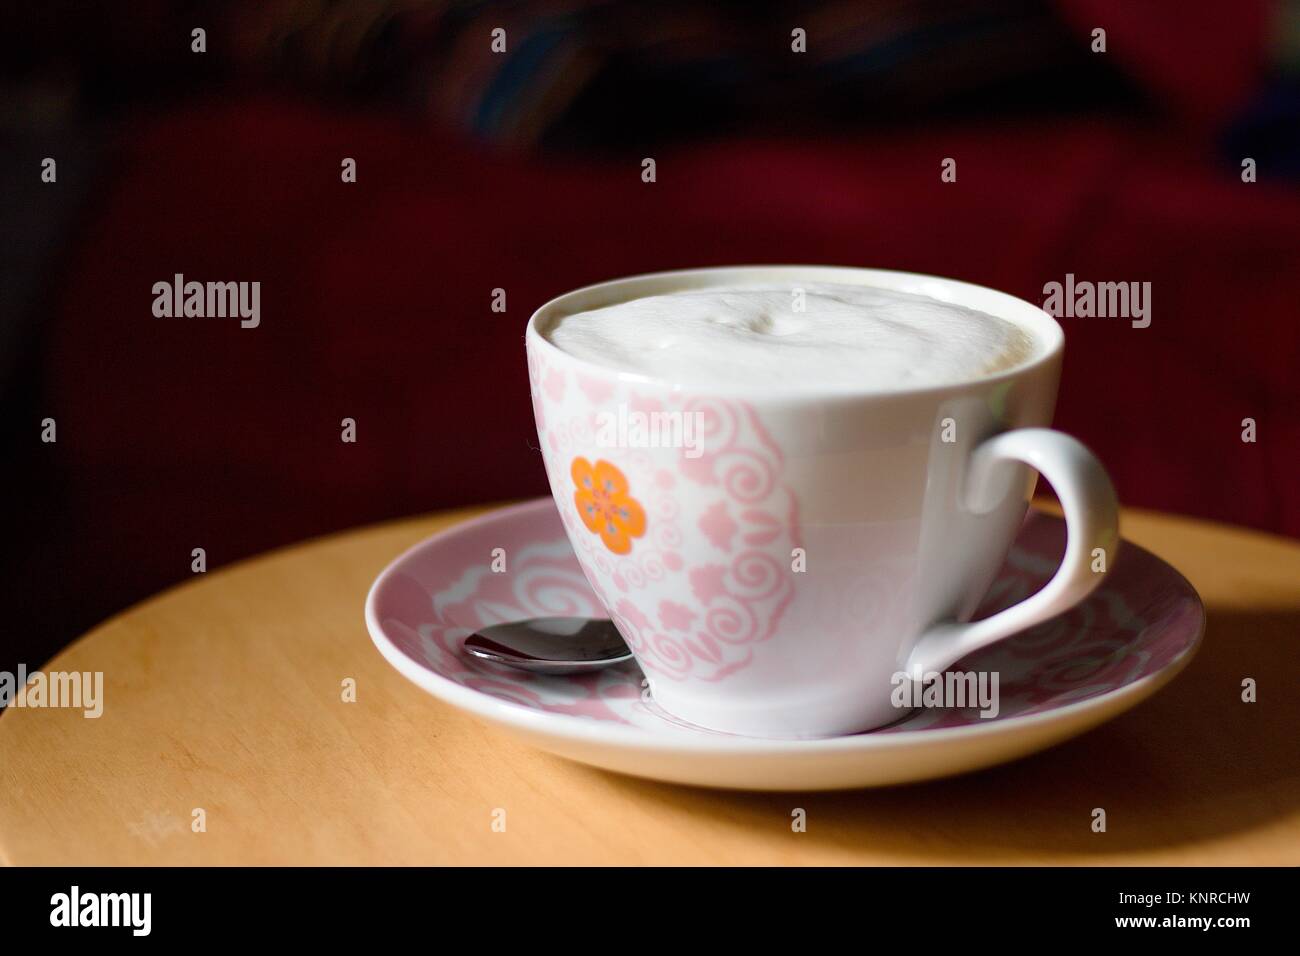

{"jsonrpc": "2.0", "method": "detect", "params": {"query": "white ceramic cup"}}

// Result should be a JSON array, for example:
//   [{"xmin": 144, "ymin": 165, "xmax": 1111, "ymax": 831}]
[{"xmin": 526, "ymin": 266, "xmax": 1118, "ymax": 737}]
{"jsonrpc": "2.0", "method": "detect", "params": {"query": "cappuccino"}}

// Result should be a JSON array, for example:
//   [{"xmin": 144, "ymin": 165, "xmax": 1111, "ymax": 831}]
[{"xmin": 545, "ymin": 282, "xmax": 1037, "ymax": 389}]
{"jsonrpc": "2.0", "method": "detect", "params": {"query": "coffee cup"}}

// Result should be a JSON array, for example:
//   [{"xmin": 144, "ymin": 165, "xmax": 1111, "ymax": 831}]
[{"xmin": 525, "ymin": 266, "xmax": 1118, "ymax": 737}]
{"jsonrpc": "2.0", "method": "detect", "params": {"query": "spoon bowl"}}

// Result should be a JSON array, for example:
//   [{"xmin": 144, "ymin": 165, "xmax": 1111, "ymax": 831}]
[{"xmin": 464, "ymin": 617, "xmax": 632, "ymax": 674}]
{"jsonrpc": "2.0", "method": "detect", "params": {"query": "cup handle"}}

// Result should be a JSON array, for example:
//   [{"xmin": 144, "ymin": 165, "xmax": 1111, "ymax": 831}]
[{"xmin": 904, "ymin": 428, "xmax": 1120, "ymax": 676}]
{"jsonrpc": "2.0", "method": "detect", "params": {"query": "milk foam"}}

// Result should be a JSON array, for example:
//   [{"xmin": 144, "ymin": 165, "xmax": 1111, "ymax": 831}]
[{"xmin": 544, "ymin": 283, "xmax": 1037, "ymax": 388}]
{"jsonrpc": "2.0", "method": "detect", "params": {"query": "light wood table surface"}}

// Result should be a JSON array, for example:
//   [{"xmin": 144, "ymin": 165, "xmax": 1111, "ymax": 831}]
[{"xmin": 1, "ymin": 502, "xmax": 1297, "ymax": 866}]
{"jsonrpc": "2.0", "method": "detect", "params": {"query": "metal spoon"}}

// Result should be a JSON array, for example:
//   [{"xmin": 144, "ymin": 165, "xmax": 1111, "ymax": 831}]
[{"xmin": 463, "ymin": 617, "xmax": 632, "ymax": 674}]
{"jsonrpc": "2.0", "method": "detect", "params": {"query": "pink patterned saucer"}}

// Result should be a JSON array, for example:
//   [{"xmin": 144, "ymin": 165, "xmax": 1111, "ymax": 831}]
[{"xmin": 366, "ymin": 499, "xmax": 1203, "ymax": 791}]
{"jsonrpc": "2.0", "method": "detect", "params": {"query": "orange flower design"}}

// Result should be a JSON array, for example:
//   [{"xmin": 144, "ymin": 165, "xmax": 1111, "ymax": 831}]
[{"xmin": 571, "ymin": 457, "xmax": 647, "ymax": 555}]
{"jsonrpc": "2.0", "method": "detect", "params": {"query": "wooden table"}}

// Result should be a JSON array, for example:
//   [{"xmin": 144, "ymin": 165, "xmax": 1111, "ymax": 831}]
[{"xmin": 2, "ymin": 502, "xmax": 1297, "ymax": 866}]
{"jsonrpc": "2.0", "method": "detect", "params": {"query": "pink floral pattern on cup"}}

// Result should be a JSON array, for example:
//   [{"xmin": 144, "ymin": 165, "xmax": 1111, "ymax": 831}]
[{"xmin": 529, "ymin": 352, "xmax": 797, "ymax": 684}]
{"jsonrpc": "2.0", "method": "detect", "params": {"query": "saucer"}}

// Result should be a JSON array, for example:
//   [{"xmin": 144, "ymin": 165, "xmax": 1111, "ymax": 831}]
[{"xmin": 365, "ymin": 499, "xmax": 1203, "ymax": 791}]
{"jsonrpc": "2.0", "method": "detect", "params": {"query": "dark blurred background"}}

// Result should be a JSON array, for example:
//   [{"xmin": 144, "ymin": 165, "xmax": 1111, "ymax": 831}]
[{"xmin": 2, "ymin": 0, "xmax": 1298, "ymax": 672}]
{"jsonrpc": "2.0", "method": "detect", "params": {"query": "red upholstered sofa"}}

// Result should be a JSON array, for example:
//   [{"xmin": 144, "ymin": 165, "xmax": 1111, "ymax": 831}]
[{"xmin": 22, "ymin": 96, "xmax": 1295, "ymax": 637}]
